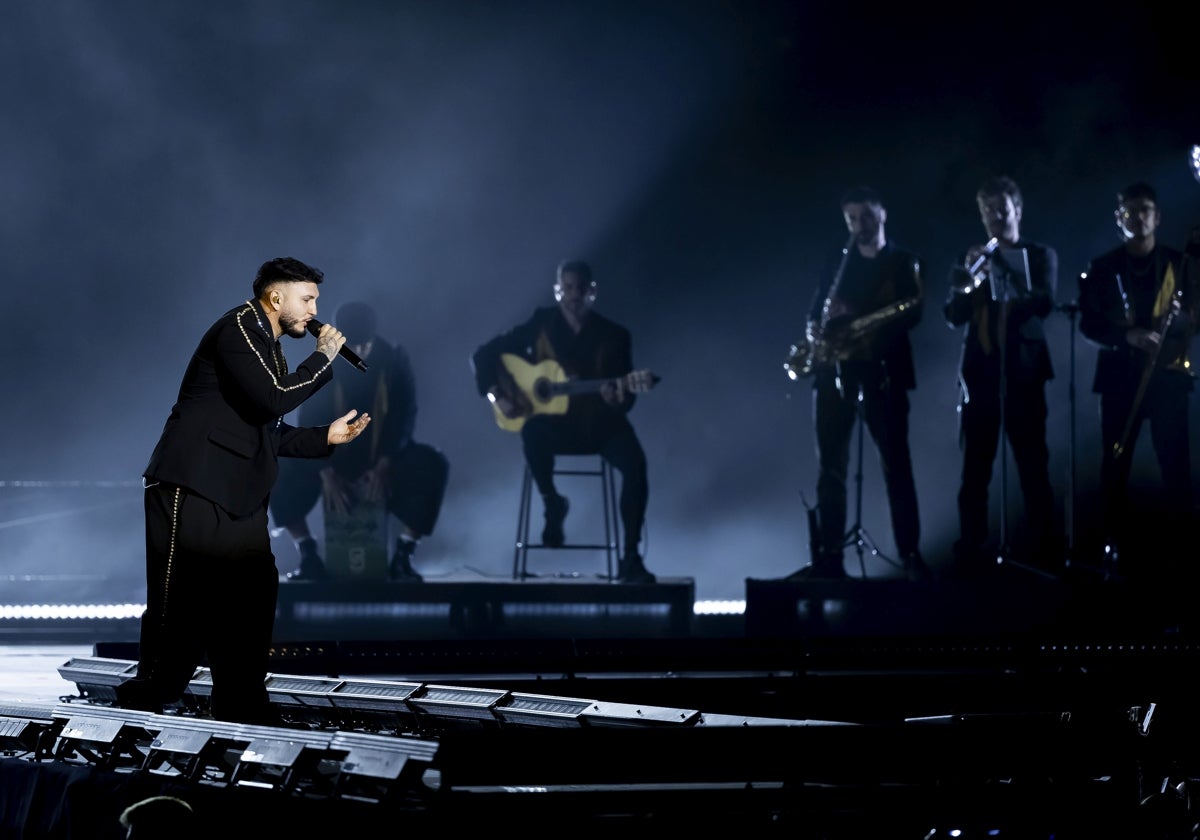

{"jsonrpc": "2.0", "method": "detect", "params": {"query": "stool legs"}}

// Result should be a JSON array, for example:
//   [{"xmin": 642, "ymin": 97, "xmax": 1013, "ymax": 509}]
[{"xmin": 513, "ymin": 456, "xmax": 621, "ymax": 581}]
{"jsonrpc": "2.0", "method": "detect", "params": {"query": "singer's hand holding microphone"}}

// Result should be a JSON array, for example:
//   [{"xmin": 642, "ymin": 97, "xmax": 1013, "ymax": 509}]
[{"xmin": 307, "ymin": 319, "xmax": 368, "ymax": 371}]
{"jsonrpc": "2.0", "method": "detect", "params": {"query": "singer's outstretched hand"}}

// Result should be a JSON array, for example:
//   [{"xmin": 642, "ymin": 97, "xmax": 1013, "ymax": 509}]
[
  {"xmin": 327, "ymin": 409, "xmax": 371, "ymax": 445},
  {"xmin": 313, "ymin": 322, "xmax": 347, "ymax": 362}
]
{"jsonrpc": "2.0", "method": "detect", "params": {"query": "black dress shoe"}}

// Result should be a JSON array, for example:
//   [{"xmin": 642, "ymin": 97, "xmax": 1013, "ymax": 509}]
[
  {"xmin": 286, "ymin": 539, "xmax": 329, "ymax": 581},
  {"xmin": 901, "ymin": 551, "xmax": 933, "ymax": 582},
  {"xmin": 541, "ymin": 493, "xmax": 569, "ymax": 547},
  {"xmin": 388, "ymin": 539, "xmax": 424, "ymax": 582},
  {"xmin": 617, "ymin": 552, "xmax": 656, "ymax": 583}
]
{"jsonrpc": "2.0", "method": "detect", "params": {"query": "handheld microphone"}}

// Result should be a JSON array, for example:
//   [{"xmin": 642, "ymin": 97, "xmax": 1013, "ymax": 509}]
[{"xmin": 306, "ymin": 319, "xmax": 368, "ymax": 372}]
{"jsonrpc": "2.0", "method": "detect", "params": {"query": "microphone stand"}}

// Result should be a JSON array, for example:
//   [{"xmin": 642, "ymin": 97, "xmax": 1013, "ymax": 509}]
[
  {"xmin": 989, "ymin": 261, "xmax": 1012, "ymax": 568},
  {"xmin": 992, "ymin": 254, "xmax": 1061, "ymax": 581},
  {"xmin": 1058, "ymin": 301, "xmax": 1080, "ymax": 571},
  {"xmin": 841, "ymin": 381, "xmax": 897, "ymax": 577}
]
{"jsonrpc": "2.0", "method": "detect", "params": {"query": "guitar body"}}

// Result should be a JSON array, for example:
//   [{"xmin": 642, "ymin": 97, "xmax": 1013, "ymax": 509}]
[
  {"xmin": 490, "ymin": 353, "xmax": 661, "ymax": 432},
  {"xmin": 493, "ymin": 354, "xmax": 570, "ymax": 432}
]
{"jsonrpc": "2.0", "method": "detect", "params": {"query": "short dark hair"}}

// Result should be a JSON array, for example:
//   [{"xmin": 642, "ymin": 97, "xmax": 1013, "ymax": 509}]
[
  {"xmin": 976, "ymin": 175, "xmax": 1023, "ymax": 214},
  {"xmin": 252, "ymin": 257, "xmax": 324, "ymax": 300},
  {"xmin": 556, "ymin": 259, "xmax": 593, "ymax": 285},
  {"xmin": 840, "ymin": 185, "xmax": 884, "ymax": 209},
  {"xmin": 1118, "ymin": 182, "xmax": 1157, "ymax": 206}
]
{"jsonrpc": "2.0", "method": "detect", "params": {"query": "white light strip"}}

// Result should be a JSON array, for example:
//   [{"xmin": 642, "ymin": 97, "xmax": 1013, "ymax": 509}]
[
  {"xmin": 694, "ymin": 600, "xmax": 745, "ymax": 616},
  {"xmin": 0, "ymin": 604, "xmax": 144, "ymax": 620},
  {"xmin": 0, "ymin": 600, "xmax": 749, "ymax": 619}
]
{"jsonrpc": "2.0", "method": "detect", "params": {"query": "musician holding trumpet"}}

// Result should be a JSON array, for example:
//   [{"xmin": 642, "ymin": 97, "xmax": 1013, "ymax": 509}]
[
  {"xmin": 1078, "ymin": 182, "xmax": 1197, "ymax": 583},
  {"xmin": 943, "ymin": 175, "xmax": 1063, "ymax": 580},
  {"xmin": 786, "ymin": 185, "xmax": 929, "ymax": 581}
]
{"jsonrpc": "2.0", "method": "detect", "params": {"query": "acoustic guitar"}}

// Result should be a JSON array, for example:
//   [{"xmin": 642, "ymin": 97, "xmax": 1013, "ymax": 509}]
[{"xmin": 490, "ymin": 353, "xmax": 660, "ymax": 432}]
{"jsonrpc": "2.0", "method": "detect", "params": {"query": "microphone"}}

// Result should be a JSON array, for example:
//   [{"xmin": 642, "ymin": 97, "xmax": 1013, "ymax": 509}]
[{"xmin": 306, "ymin": 319, "xmax": 368, "ymax": 372}]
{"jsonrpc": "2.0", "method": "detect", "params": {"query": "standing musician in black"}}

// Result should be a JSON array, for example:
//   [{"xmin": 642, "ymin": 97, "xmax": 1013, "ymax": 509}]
[
  {"xmin": 944, "ymin": 175, "xmax": 1062, "ymax": 579},
  {"xmin": 1077, "ymin": 182, "xmax": 1197, "ymax": 582},
  {"xmin": 115, "ymin": 257, "xmax": 372, "ymax": 725},
  {"xmin": 788, "ymin": 185, "xmax": 929, "ymax": 581}
]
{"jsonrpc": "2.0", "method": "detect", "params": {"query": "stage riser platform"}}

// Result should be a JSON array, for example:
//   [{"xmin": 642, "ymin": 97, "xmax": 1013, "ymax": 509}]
[
  {"xmin": 744, "ymin": 573, "xmax": 1189, "ymax": 638},
  {"xmin": 276, "ymin": 578, "xmax": 696, "ymax": 640}
]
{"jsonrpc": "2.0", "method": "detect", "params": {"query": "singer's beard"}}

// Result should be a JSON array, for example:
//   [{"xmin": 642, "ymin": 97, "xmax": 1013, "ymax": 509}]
[{"xmin": 279, "ymin": 312, "xmax": 307, "ymax": 339}]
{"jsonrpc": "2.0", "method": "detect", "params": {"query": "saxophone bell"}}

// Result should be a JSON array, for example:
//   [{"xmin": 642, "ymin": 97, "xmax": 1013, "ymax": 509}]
[{"xmin": 784, "ymin": 337, "xmax": 815, "ymax": 380}]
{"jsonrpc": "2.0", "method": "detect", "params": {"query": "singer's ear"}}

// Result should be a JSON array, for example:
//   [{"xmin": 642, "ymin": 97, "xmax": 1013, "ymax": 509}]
[{"xmin": 272, "ymin": 295, "xmax": 281, "ymax": 307}]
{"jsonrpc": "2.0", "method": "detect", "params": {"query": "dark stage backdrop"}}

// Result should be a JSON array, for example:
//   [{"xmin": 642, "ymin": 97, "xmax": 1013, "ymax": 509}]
[{"xmin": 1, "ymin": 0, "xmax": 1197, "ymax": 602}]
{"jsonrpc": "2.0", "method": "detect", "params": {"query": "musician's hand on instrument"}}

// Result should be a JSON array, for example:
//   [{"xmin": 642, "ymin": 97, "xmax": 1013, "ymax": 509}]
[
  {"xmin": 600, "ymin": 380, "xmax": 625, "ymax": 405},
  {"xmin": 1125, "ymin": 326, "xmax": 1159, "ymax": 351},
  {"xmin": 488, "ymin": 391, "xmax": 519, "ymax": 419},
  {"xmin": 360, "ymin": 457, "xmax": 389, "ymax": 503},
  {"xmin": 964, "ymin": 244, "xmax": 991, "ymax": 267},
  {"xmin": 955, "ymin": 271, "xmax": 985, "ymax": 295},
  {"xmin": 626, "ymin": 369, "xmax": 658, "ymax": 393},
  {"xmin": 825, "ymin": 297, "xmax": 850, "ymax": 321},
  {"xmin": 320, "ymin": 468, "xmax": 353, "ymax": 517}
]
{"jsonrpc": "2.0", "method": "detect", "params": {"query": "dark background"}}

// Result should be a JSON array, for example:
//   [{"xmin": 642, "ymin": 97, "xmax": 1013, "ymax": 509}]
[{"xmin": 2, "ymin": 0, "xmax": 1198, "ymax": 603}]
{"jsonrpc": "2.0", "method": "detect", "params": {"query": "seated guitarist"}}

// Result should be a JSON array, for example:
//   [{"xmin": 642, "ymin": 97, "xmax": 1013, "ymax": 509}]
[{"xmin": 470, "ymin": 259, "xmax": 658, "ymax": 583}]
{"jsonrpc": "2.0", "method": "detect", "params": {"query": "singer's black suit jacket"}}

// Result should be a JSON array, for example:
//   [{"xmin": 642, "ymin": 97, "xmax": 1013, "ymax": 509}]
[{"xmin": 144, "ymin": 298, "xmax": 336, "ymax": 516}]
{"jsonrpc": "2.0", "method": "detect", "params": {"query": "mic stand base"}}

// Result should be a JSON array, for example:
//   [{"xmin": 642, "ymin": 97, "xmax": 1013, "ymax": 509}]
[
  {"xmin": 996, "ymin": 554, "xmax": 1062, "ymax": 582},
  {"xmin": 840, "ymin": 525, "xmax": 901, "ymax": 578}
]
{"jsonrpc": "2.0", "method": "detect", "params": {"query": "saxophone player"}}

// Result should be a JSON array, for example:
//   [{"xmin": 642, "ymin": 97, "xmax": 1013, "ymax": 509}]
[
  {"xmin": 786, "ymin": 185, "xmax": 929, "ymax": 582},
  {"xmin": 944, "ymin": 175, "xmax": 1062, "ymax": 580},
  {"xmin": 1077, "ymin": 182, "xmax": 1197, "ymax": 583}
]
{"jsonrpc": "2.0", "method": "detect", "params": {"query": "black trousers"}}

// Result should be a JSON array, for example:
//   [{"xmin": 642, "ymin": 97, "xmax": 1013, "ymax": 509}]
[
  {"xmin": 521, "ymin": 413, "xmax": 648, "ymax": 554},
  {"xmin": 116, "ymin": 482, "xmax": 278, "ymax": 724},
  {"xmin": 269, "ymin": 442, "xmax": 450, "ymax": 538},
  {"xmin": 813, "ymin": 371, "xmax": 920, "ymax": 560},
  {"xmin": 1097, "ymin": 370, "xmax": 1193, "ymax": 571},
  {"xmin": 955, "ymin": 374, "xmax": 1056, "ymax": 556}
]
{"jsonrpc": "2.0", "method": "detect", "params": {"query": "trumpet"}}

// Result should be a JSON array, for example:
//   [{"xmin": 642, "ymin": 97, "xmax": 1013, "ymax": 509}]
[{"xmin": 954, "ymin": 237, "xmax": 1000, "ymax": 295}]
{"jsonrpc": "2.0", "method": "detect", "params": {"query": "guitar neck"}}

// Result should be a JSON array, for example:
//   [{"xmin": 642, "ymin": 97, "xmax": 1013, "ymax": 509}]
[{"xmin": 553, "ymin": 377, "xmax": 621, "ymax": 397}]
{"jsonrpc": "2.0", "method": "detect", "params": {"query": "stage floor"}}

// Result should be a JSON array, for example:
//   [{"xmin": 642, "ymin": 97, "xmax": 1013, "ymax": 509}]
[
  {"xmin": 0, "ymin": 642, "xmax": 92, "ymax": 705},
  {"xmin": 5, "ymin": 577, "xmax": 1200, "ymax": 840}
]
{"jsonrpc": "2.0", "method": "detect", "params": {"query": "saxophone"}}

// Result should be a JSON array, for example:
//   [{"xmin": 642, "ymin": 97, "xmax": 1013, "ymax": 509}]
[
  {"xmin": 785, "ymin": 297, "xmax": 921, "ymax": 379},
  {"xmin": 785, "ymin": 247, "xmax": 922, "ymax": 380},
  {"xmin": 785, "ymin": 235, "xmax": 852, "ymax": 381}
]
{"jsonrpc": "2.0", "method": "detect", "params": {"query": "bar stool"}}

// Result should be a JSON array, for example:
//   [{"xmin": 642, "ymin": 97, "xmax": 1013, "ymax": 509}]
[{"xmin": 513, "ymin": 454, "xmax": 619, "ymax": 581}]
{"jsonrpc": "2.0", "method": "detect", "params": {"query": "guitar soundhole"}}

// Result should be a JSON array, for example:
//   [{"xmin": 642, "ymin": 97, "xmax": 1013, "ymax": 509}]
[{"xmin": 533, "ymin": 378, "xmax": 553, "ymax": 402}]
